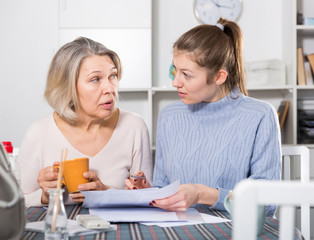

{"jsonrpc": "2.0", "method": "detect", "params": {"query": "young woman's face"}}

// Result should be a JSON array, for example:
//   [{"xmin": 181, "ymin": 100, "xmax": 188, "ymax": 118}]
[
  {"xmin": 172, "ymin": 50, "xmax": 226, "ymax": 105},
  {"xmin": 76, "ymin": 55, "xmax": 118, "ymax": 121}
]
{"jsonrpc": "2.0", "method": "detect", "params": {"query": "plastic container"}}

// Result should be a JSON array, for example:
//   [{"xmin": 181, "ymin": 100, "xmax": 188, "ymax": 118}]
[
  {"xmin": 246, "ymin": 59, "xmax": 286, "ymax": 87},
  {"xmin": 2, "ymin": 141, "xmax": 20, "ymax": 184}
]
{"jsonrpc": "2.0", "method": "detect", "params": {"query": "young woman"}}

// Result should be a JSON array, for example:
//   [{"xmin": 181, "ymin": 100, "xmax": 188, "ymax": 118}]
[
  {"xmin": 126, "ymin": 18, "xmax": 281, "ymax": 217},
  {"xmin": 18, "ymin": 37, "xmax": 153, "ymax": 207}
]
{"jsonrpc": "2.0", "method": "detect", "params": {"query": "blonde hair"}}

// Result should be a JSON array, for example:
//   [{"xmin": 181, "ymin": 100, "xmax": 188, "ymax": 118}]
[
  {"xmin": 44, "ymin": 37, "xmax": 122, "ymax": 123},
  {"xmin": 173, "ymin": 18, "xmax": 247, "ymax": 96}
]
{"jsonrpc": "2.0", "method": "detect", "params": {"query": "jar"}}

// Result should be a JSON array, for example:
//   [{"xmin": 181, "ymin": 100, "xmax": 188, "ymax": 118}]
[{"xmin": 44, "ymin": 189, "xmax": 68, "ymax": 240}]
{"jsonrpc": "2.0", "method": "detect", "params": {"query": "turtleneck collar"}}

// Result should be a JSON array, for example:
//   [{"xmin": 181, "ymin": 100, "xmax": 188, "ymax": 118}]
[{"xmin": 187, "ymin": 89, "xmax": 244, "ymax": 115}]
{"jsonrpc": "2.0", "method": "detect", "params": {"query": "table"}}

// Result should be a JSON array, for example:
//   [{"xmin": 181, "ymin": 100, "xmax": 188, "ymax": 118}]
[{"xmin": 22, "ymin": 204, "xmax": 303, "ymax": 240}]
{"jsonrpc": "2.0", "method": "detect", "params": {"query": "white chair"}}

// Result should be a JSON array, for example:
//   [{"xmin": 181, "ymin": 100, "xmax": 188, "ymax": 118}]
[
  {"xmin": 281, "ymin": 145, "xmax": 310, "ymax": 240},
  {"xmin": 232, "ymin": 179, "xmax": 314, "ymax": 240}
]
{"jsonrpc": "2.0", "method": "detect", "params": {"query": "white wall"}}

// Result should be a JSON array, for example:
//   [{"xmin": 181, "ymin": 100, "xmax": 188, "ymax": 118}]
[
  {"xmin": 152, "ymin": 0, "xmax": 285, "ymax": 88},
  {"xmin": 0, "ymin": 0, "xmax": 286, "ymax": 147},
  {"xmin": 0, "ymin": 0, "xmax": 57, "ymax": 147}
]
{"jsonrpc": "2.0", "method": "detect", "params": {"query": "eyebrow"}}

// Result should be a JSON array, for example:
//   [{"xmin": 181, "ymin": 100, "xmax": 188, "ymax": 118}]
[{"xmin": 87, "ymin": 67, "xmax": 117, "ymax": 77}]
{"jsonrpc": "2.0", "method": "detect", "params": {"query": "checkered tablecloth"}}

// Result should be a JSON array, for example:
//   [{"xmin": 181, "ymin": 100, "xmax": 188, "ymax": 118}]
[{"xmin": 22, "ymin": 204, "xmax": 303, "ymax": 240}]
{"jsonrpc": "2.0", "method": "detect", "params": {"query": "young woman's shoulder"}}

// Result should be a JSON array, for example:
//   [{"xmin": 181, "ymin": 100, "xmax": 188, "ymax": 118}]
[
  {"xmin": 159, "ymin": 101, "xmax": 186, "ymax": 118},
  {"xmin": 240, "ymin": 96, "xmax": 277, "ymax": 117}
]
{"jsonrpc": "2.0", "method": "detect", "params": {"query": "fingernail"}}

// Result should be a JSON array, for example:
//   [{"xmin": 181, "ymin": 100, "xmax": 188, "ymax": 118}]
[
  {"xmin": 149, "ymin": 202, "xmax": 153, "ymax": 206},
  {"xmin": 143, "ymin": 180, "xmax": 146, "ymax": 184},
  {"xmin": 133, "ymin": 187, "xmax": 137, "ymax": 190},
  {"xmin": 83, "ymin": 172, "xmax": 88, "ymax": 177},
  {"xmin": 78, "ymin": 185, "xmax": 83, "ymax": 190},
  {"xmin": 152, "ymin": 200, "xmax": 156, "ymax": 204},
  {"xmin": 133, "ymin": 179, "xmax": 137, "ymax": 182}
]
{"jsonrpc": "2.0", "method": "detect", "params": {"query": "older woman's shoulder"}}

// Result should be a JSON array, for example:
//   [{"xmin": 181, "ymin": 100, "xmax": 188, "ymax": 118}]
[
  {"xmin": 21, "ymin": 113, "xmax": 55, "ymax": 144},
  {"xmin": 26, "ymin": 114, "xmax": 55, "ymax": 134},
  {"xmin": 118, "ymin": 109, "xmax": 148, "ymax": 129}
]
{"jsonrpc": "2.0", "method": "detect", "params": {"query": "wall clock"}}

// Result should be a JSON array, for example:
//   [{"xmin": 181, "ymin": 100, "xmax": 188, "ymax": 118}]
[{"xmin": 194, "ymin": 0, "xmax": 242, "ymax": 25}]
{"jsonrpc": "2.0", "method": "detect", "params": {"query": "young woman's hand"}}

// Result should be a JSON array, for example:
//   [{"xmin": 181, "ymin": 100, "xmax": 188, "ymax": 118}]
[
  {"xmin": 150, "ymin": 184, "xmax": 219, "ymax": 212},
  {"xmin": 124, "ymin": 171, "xmax": 151, "ymax": 189},
  {"xmin": 37, "ymin": 161, "xmax": 60, "ymax": 204},
  {"xmin": 70, "ymin": 171, "xmax": 110, "ymax": 203}
]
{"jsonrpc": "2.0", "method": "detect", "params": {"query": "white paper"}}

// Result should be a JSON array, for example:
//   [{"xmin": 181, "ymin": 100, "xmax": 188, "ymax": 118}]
[
  {"xmin": 89, "ymin": 207, "xmax": 179, "ymax": 222},
  {"xmin": 82, "ymin": 180, "xmax": 180, "ymax": 208},
  {"xmin": 89, "ymin": 207, "xmax": 203, "ymax": 223},
  {"xmin": 140, "ymin": 213, "xmax": 231, "ymax": 227},
  {"xmin": 25, "ymin": 220, "xmax": 116, "ymax": 236}
]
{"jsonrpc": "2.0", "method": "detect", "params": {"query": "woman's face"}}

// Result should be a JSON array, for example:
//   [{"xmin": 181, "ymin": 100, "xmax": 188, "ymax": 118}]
[
  {"xmin": 172, "ymin": 50, "xmax": 226, "ymax": 105},
  {"xmin": 76, "ymin": 55, "xmax": 118, "ymax": 121}
]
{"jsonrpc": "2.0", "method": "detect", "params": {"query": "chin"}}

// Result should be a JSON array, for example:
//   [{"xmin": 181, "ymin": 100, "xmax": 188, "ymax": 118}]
[{"xmin": 181, "ymin": 98, "xmax": 198, "ymax": 105}]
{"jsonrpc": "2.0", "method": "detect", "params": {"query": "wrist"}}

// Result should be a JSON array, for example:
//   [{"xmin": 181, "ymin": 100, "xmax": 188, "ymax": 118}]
[
  {"xmin": 41, "ymin": 191, "xmax": 49, "ymax": 205},
  {"xmin": 196, "ymin": 184, "xmax": 219, "ymax": 206}
]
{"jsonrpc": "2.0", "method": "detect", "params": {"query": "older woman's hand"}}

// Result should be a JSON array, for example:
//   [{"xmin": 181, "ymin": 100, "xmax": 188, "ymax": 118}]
[
  {"xmin": 37, "ymin": 161, "xmax": 61, "ymax": 204},
  {"xmin": 69, "ymin": 171, "xmax": 110, "ymax": 203},
  {"xmin": 124, "ymin": 171, "xmax": 151, "ymax": 190}
]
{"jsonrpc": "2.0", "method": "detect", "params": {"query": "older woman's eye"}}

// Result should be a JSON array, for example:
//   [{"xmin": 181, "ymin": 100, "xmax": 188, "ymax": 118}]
[
  {"xmin": 91, "ymin": 77, "xmax": 100, "ymax": 82},
  {"xmin": 109, "ymin": 74, "xmax": 118, "ymax": 81}
]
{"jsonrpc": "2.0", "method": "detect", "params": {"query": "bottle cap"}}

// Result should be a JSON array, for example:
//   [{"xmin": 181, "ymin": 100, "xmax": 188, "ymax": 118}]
[{"xmin": 2, "ymin": 141, "xmax": 13, "ymax": 153}]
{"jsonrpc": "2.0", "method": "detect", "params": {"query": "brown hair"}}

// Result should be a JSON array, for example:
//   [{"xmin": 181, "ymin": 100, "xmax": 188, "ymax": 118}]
[
  {"xmin": 173, "ymin": 18, "xmax": 247, "ymax": 96},
  {"xmin": 44, "ymin": 37, "xmax": 122, "ymax": 123}
]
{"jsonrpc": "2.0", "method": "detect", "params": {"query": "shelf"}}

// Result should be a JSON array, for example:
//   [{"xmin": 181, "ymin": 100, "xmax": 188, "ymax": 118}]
[
  {"xmin": 151, "ymin": 87, "xmax": 177, "ymax": 92},
  {"xmin": 296, "ymin": 85, "xmax": 314, "ymax": 90},
  {"xmin": 151, "ymin": 86, "xmax": 295, "ymax": 92},
  {"xmin": 119, "ymin": 88, "xmax": 150, "ymax": 92},
  {"xmin": 247, "ymin": 85, "xmax": 294, "ymax": 91},
  {"xmin": 297, "ymin": 25, "xmax": 314, "ymax": 31}
]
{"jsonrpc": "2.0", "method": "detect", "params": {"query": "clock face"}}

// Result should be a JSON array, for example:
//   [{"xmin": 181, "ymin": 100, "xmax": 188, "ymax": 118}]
[{"xmin": 194, "ymin": 0, "xmax": 242, "ymax": 25}]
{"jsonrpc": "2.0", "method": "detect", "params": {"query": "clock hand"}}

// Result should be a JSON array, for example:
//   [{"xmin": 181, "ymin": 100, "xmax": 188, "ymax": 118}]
[{"xmin": 210, "ymin": 0, "xmax": 235, "ymax": 9}]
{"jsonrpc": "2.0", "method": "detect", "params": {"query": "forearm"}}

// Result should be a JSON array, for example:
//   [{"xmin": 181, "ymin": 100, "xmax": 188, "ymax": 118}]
[{"xmin": 24, "ymin": 188, "xmax": 44, "ymax": 207}]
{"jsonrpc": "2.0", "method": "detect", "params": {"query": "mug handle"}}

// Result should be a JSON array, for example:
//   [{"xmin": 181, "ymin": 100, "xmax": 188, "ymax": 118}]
[{"xmin": 54, "ymin": 164, "xmax": 65, "ymax": 185}]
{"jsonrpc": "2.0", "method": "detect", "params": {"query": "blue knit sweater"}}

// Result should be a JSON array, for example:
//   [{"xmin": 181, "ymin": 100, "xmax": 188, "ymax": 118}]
[{"xmin": 153, "ymin": 92, "xmax": 281, "ymax": 217}]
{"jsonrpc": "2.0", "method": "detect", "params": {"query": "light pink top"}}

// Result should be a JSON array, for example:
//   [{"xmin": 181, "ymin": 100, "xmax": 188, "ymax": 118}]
[{"xmin": 18, "ymin": 109, "xmax": 152, "ymax": 207}]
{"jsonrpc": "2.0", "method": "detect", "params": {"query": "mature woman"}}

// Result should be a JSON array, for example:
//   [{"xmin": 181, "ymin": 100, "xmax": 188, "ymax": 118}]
[
  {"xmin": 126, "ymin": 18, "xmax": 281, "ymax": 217},
  {"xmin": 18, "ymin": 37, "xmax": 152, "ymax": 207}
]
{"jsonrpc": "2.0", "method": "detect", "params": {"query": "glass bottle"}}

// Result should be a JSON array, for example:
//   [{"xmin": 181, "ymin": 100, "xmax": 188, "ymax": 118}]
[{"xmin": 44, "ymin": 189, "xmax": 69, "ymax": 240}]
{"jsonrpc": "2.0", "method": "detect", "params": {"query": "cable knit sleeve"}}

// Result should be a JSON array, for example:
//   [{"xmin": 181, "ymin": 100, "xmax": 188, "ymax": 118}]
[
  {"xmin": 247, "ymin": 104, "xmax": 281, "ymax": 216},
  {"xmin": 153, "ymin": 113, "xmax": 170, "ymax": 188}
]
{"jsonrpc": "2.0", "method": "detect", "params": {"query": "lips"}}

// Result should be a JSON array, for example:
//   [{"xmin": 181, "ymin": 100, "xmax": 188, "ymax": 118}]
[
  {"xmin": 100, "ymin": 99, "xmax": 114, "ymax": 110},
  {"xmin": 177, "ymin": 91, "xmax": 187, "ymax": 98}
]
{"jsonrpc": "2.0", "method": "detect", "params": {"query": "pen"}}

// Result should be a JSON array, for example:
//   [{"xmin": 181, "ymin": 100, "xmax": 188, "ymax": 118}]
[{"xmin": 130, "ymin": 175, "xmax": 146, "ymax": 179}]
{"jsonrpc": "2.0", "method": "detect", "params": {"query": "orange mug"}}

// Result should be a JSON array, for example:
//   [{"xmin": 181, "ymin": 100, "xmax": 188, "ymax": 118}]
[{"xmin": 59, "ymin": 157, "xmax": 89, "ymax": 193}]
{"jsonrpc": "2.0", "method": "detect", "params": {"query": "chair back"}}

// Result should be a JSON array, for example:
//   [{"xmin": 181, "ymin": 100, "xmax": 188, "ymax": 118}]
[
  {"xmin": 281, "ymin": 145, "xmax": 310, "ymax": 240},
  {"xmin": 232, "ymin": 179, "xmax": 314, "ymax": 240}
]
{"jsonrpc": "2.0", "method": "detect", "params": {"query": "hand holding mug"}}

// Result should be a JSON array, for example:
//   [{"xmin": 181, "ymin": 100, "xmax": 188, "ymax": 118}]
[
  {"xmin": 224, "ymin": 191, "xmax": 266, "ymax": 236},
  {"xmin": 37, "ymin": 162, "xmax": 60, "ymax": 204},
  {"xmin": 70, "ymin": 170, "xmax": 110, "ymax": 203}
]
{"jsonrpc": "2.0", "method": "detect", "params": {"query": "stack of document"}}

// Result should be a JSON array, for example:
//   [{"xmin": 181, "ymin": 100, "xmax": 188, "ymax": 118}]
[{"xmin": 82, "ymin": 181, "xmax": 231, "ymax": 227}]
